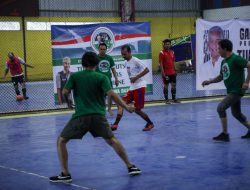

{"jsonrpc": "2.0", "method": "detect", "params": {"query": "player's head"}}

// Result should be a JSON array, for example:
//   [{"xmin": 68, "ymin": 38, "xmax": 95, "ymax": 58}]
[
  {"xmin": 218, "ymin": 39, "xmax": 233, "ymax": 58},
  {"xmin": 208, "ymin": 26, "xmax": 224, "ymax": 60},
  {"xmin": 162, "ymin": 39, "xmax": 171, "ymax": 50},
  {"xmin": 121, "ymin": 45, "xmax": 132, "ymax": 61},
  {"xmin": 81, "ymin": 52, "xmax": 99, "ymax": 68},
  {"xmin": 8, "ymin": 52, "xmax": 15, "ymax": 60},
  {"xmin": 63, "ymin": 57, "xmax": 71, "ymax": 71},
  {"xmin": 98, "ymin": 43, "xmax": 107, "ymax": 56}
]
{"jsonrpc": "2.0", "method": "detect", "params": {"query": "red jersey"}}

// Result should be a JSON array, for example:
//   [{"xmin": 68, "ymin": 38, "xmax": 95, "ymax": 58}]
[
  {"xmin": 159, "ymin": 50, "xmax": 176, "ymax": 75},
  {"xmin": 6, "ymin": 57, "xmax": 24, "ymax": 77}
]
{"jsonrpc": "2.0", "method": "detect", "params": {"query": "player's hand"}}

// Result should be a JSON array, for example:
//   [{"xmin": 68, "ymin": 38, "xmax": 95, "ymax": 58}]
[
  {"xmin": 130, "ymin": 76, "xmax": 138, "ymax": 83},
  {"xmin": 202, "ymin": 80, "xmax": 210, "ymax": 87},
  {"xmin": 115, "ymin": 79, "xmax": 119, "ymax": 87},
  {"xmin": 126, "ymin": 105, "xmax": 135, "ymax": 113},
  {"xmin": 242, "ymin": 82, "xmax": 249, "ymax": 90}
]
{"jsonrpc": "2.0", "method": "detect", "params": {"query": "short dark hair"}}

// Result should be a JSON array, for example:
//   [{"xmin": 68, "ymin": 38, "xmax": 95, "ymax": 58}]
[
  {"xmin": 81, "ymin": 52, "xmax": 99, "ymax": 67},
  {"xmin": 8, "ymin": 52, "xmax": 14, "ymax": 58},
  {"xmin": 162, "ymin": 39, "xmax": 171, "ymax": 44},
  {"xmin": 98, "ymin": 43, "xmax": 107, "ymax": 49},
  {"xmin": 218, "ymin": 39, "xmax": 233, "ymax": 52},
  {"xmin": 121, "ymin": 45, "xmax": 131, "ymax": 53}
]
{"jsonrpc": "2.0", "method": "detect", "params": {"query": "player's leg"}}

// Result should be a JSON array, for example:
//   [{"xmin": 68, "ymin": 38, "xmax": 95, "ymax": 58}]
[
  {"xmin": 19, "ymin": 75, "xmax": 28, "ymax": 99},
  {"xmin": 111, "ymin": 91, "xmax": 133, "ymax": 131},
  {"xmin": 91, "ymin": 115, "xmax": 141, "ymax": 175},
  {"xmin": 50, "ymin": 116, "xmax": 90, "ymax": 183},
  {"xmin": 230, "ymin": 97, "xmax": 250, "ymax": 138},
  {"xmin": 107, "ymin": 95, "xmax": 113, "ymax": 116},
  {"xmin": 105, "ymin": 137, "xmax": 141, "ymax": 175},
  {"xmin": 133, "ymin": 87, "xmax": 154, "ymax": 131},
  {"xmin": 170, "ymin": 75, "xmax": 180, "ymax": 103},
  {"xmin": 12, "ymin": 77, "xmax": 20, "ymax": 96},
  {"xmin": 163, "ymin": 76, "xmax": 170, "ymax": 104},
  {"xmin": 214, "ymin": 94, "xmax": 239, "ymax": 141}
]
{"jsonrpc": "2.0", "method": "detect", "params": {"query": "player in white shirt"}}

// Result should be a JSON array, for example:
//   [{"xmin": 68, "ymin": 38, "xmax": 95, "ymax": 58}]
[{"xmin": 111, "ymin": 45, "xmax": 154, "ymax": 132}]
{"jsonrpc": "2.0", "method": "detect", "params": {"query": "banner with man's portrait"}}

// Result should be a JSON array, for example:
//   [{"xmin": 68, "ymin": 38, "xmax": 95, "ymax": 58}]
[{"xmin": 196, "ymin": 19, "xmax": 250, "ymax": 90}]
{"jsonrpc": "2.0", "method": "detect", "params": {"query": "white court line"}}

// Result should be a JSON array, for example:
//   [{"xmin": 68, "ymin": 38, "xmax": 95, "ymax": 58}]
[
  {"xmin": 0, "ymin": 165, "xmax": 96, "ymax": 190},
  {"xmin": 175, "ymin": 156, "xmax": 187, "ymax": 159}
]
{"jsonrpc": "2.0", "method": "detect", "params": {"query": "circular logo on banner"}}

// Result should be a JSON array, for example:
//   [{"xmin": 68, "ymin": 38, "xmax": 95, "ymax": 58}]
[{"xmin": 91, "ymin": 27, "xmax": 115, "ymax": 54}]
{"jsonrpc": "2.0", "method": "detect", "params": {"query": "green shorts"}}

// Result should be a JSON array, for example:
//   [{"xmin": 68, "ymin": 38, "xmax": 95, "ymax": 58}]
[{"xmin": 60, "ymin": 115, "xmax": 114, "ymax": 140}]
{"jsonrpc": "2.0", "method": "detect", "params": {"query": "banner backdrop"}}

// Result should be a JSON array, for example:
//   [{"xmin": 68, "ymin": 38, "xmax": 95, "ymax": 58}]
[
  {"xmin": 171, "ymin": 35, "xmax": 193, "ymax": 62},
  {"xmin": 51, "ymin": 22, "xmax": 152, "ymax": 104},
  {"xmin": 196, "ymin": 19, "xmax": 250, "ymax": 90}
]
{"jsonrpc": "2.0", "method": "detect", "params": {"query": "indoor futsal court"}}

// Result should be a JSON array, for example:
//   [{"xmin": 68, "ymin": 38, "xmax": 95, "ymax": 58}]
[
  {"xmin": 1, "ymin": 0, "xmax": 250, "ymax": 190},
  {"xmin": 1, "ymin": 98, "xmax": 250, "ymax": 190}
]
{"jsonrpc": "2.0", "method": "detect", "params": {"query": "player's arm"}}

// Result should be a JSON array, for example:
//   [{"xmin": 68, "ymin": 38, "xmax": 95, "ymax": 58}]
[
  {"xmin": 111, "ymin": 67, "xmax": 119, "ymax": 86},
  {"xmin": 25, "ymin": 63, "xmax": 34, "ymax": 68},
  {"xmin": 107, "ymin": 89, "xmax": 134, "ymax": 113},
  {"xmin": 202, "ymin": 74, "xmax": 223, "ymax": 87},
  {"xmin": 18, "ymin": 57, "xmax": 34, "ymax": 68},
  {"xmin": 3, "ymin": 63, "xmax": 9, "ymax": 78},
  {"xmin": 242, "ymin": 62, "xmax": 250, "ymax": 89},
  {"xmin": 130, "ymin": 67, "xmax": 149, "ymax": 83}
]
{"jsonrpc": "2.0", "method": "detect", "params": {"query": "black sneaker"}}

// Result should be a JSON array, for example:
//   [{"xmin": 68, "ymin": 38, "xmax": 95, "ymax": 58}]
[
  {"xmin": 241, "ymin": 130, "xmax": 250, "ymax": 139},
  {"xmin": 173, "ymin": 99, "xmax": 181, "ymax": 103},
  {"xmin": 213, "ymin": 132, "xmax": 230, "ymax": 142},
  {"xmin": 165, "ymin": 99, "xmax": 172, "ymax": 104},
  {"xmin": 128, "ymin": 165, "xmax": 141, "ymax": 176},
  {"xmin": 49, "ymin": 172, "xmax": 72, "ymax": 183},
  {"xmin": 24, "ymin": 96, "xmax": 29, "ymax": 100}
]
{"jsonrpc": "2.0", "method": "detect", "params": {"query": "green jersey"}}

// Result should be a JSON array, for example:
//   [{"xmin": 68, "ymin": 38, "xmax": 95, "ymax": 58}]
[
  {"xmin": 64, "ymin": 70, "xmax": 111, "ymax": 118},
  {"xmin": 96, "ymin": 55, "xmax": 115, "ymax": 83},
  {"xmin": 220, "ymin": 53, "xmax": 248, "ymax": 95}
]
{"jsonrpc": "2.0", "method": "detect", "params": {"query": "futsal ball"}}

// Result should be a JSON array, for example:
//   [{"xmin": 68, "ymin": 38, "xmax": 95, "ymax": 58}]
[{"xmin": 16, "ymin": 95, "xmax": 24, "ymax": 101}]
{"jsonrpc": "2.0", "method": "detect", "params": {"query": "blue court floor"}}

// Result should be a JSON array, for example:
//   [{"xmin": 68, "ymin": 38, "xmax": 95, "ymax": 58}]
[{"xmin": 0, "ymin": 98, "xmax": 250, "ymax": 190}]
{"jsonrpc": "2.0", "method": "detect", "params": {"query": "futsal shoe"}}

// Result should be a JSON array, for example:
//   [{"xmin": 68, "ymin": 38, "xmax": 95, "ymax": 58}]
[
  {"xmin": 128, "ymin": 165, "xmax": 141, "ymax": 176},
  {"xmin": 142, "ymin": 123, "xmax": 154, "ymax": 131},
  {"xmin": 213, "ymin": 132, "xmax": 230, "ymax": 142},
  {"xmin": 49, "ymin": 172, "xmax": 72, "ymax": 183},
  {"xmin": 23, "ymin": 96, "xmax": 29, "ymax": 100},
  {"xmin": 111, "ymin": 124, "xmax": 118, "ymax": 131},
  {"xmin": 165, "ymin": 99, "xmax": 172, "ymax": 104},
  {"xmin": 173, "ymin": 99, "xmax": 181, "ymax": 103},
  {"xmin": 241, "ymin": 130, "xmax": 250, "ymax": 139}
]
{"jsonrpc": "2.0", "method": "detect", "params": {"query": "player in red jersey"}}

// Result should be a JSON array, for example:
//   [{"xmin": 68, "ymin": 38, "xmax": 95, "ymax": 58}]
[
  {"xmin": 159, "ymin": 39, "xmax": 180, "ymax": 104},
  {"xmin": 4, "ymin": 52, "xmax": 34, "ymax": 100}
]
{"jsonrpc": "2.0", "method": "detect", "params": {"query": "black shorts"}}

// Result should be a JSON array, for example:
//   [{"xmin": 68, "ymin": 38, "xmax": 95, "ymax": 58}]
[
  {"xmin": 164, "ymin": 74, "xmax": 176, "ymax": 84},
  {"xmin": 60, "ymin": 115, "xmax": 114, "ymax": 140},
  {"xmin": 11, "ymin": 75, "xmax": 25, "ymax": 84}
]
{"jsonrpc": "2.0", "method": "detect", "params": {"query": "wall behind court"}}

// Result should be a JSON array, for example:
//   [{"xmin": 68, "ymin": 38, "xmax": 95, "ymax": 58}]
[{"xmin": 0, "ymin": 16, "xmax": 196, "ymax": 81}]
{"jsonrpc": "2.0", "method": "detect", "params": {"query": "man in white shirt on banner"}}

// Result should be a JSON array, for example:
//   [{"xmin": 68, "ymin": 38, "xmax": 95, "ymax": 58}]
[
  {"xmin": 199, "ymin": 26, "xmax": 225, "ymax": 90},
  {"xmin": 111, "ymin": 45, "xmax": 154, "ymax": 132}
]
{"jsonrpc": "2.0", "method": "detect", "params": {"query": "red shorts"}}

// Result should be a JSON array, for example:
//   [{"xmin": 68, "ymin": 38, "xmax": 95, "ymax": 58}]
[{"xmin": 122, "ymin": 87, "xmax": 145, "ymax": 110}]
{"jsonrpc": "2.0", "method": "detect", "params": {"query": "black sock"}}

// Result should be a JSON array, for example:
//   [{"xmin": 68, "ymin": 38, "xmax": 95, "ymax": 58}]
[
  {"xmin": 171, "ymin": 88, "xmax": 176, "ymax": 100},
  {"xmin": 114, "ymin": 114, "xmax": 123, "ymax": 125},
  {"xmin": 22, "ymin": 88, "xmax": 27, "ymax": 97},
  {"xmin": 164, "ymin": 88, "xmax": 168, "ymax": 100},
  {"xmin": 144, "ymin": 116, "xmax": 153, "ymax": 125},
  {"xmin": 14, "ymin": 84, "xmax": 20, "ymax": 95}
]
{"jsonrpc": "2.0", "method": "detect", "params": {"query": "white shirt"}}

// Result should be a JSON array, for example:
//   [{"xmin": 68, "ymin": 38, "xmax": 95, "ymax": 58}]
[
  {"xmin": 125, "ymin": 56, "xmax": 147, "ymax": 90},
  {"xmin": 197, "ymin": 56, "xmax": 225, "ymax": 90}
]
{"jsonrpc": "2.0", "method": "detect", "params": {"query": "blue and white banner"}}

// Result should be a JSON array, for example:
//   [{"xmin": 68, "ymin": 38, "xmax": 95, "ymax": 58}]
[{"xmin": 51, "ymin": 22, "xmax": 153, "ymax": 104}]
